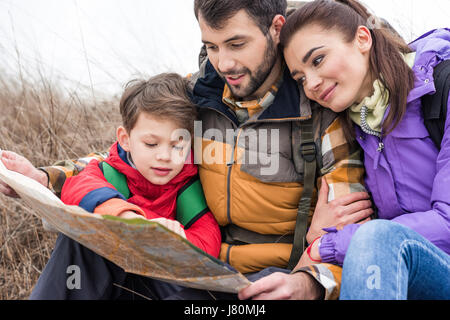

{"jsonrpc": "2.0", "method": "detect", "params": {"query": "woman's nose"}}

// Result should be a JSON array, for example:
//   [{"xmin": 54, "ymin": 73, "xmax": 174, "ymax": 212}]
[{"xmin": 306, "ymin": 74, "xmax": 322, "ymax": 93}]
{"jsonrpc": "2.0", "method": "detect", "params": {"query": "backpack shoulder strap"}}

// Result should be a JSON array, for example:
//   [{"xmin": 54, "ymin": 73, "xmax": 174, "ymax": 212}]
[
  {"xmin": 422, "ymin": 59, "xmax": 450, "ymax": 149},
  {"xmin": 176, "ymin": 176, "xmax": 209, "ymax": 229},
  {"xmin": 287, "ymin": 116, "xmax": 318, "ymax": 270},
  {"xmin": 100, "ymin": 161, "xmax": 131, "ymax": 199}
]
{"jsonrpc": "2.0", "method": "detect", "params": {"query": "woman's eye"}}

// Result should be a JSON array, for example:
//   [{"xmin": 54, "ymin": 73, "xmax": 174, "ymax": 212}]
[
  {"xmin": 173, "ymin": 145, "xmax": 183, "ymax": 151},
  {"xmin": 312, "ymin": 55, "xmax": 324, "ymax": 67},
  {"xmin": 297, "ymin": 76, "xmax": 306, "ymax": 85},
  {"xmin": 145, "ymin": 143, "xmax": 157, "ymax": 148}
]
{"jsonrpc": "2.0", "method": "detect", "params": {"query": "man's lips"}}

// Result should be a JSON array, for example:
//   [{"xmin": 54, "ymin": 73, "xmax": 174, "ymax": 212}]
[
  {"xmin": 320, "ymin": 83, "xmax": 337, "ymax": 102},
  {"xmin": 225, "ymin": 74, "xmax": 245, "ymax": 86}
]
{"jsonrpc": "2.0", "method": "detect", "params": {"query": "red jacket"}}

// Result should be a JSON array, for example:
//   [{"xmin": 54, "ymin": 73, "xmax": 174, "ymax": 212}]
[{"xmin": 61, "ymin": 142, "xmax": 221, "ymax": 258}]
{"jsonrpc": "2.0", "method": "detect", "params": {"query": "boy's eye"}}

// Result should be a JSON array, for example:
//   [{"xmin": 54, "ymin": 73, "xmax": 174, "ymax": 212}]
[{"xmin": 145, "ymin": 143, "xmax": 157, "ymax": 148}]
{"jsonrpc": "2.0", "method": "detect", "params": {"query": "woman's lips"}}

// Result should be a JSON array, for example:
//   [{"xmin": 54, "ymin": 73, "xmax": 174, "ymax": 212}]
[
  {"xmin": 320, "ymin": 83, "xmax": 337, "ymax": 102},
  {"xmin": 152, "ymin": 167, "xmax": 172, "ymax": 176}
]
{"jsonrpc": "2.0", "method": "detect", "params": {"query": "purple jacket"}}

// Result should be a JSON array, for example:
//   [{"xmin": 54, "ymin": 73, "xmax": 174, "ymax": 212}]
[{"xmin": 320, "ymin": 28, "xmax": 450, "ymax": 265}]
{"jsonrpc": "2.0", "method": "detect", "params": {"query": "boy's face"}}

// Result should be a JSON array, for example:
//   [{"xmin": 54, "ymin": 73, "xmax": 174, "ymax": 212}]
[{"xmin": 117, "ymin": 112, "xmax": 191, "ymax": 185}]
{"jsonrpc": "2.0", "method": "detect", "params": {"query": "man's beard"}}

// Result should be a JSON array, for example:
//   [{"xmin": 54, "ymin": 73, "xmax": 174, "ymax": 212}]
[{"xmin": 221, "ymin": 35, "xmax": 278, "ymax": 100}]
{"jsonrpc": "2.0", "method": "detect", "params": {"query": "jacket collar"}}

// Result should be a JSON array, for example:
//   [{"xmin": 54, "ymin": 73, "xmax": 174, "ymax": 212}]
[
  {"xmin": 192, "ymin": 60, "xmax": 310, "ymax": 124},
  {"xmin": 107, "ymin": 142, "xmax": 198, "ymax": 195}
]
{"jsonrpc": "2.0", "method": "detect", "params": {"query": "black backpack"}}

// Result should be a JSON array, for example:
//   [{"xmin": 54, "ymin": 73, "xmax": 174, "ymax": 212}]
[{"xmin": 422, "ymin": 59, "xmax": 450, "ymax": 149}]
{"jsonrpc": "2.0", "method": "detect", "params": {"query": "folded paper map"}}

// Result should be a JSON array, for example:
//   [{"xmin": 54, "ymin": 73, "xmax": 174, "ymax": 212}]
[{"xmin": 0, "ymin": 160, "xmax": 251, "ymax": 293}]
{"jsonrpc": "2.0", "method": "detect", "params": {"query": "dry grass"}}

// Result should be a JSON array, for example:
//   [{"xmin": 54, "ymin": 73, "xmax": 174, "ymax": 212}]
[{"xmin": 0, "ymin": 75, "xmax": 121, "ymax": 299}]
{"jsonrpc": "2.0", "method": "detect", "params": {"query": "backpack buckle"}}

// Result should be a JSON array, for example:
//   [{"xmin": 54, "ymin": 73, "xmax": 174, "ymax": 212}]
[{"xmin": 300, "ymin": 142, "xmax": 317, "ymax": 162}]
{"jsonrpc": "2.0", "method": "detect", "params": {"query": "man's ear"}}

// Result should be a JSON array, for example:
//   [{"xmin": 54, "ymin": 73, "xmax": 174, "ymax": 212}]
[
  {"xmin": 117, "ymin": 126, "xmax": 131, "ymax": 152},
  {"xmin": 355, "ymin": 26, "xmax": 372, "ymax": 54},
  {"xmin": 270, "ymin": 14, "xmax": 286, "ymax": 44}
]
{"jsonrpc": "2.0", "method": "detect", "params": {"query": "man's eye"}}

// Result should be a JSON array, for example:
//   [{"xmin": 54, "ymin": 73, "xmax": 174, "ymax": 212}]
[
  {"xmin": 206, "ymin": 45, "xmax": 218, "ymax": 51},
  {"xmin": 231, "ymin": 43, "xmax": 244, "ymax": 49}
]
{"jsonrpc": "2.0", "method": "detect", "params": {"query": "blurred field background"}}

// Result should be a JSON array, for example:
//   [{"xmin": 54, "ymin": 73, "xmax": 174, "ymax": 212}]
[
  {"xmin": 0, "ymin": 0, "xmax": 448, "ymax": 299},
  {"xmin": 0, "ymin": 74, "xmax": 121, "ymax": 299}
]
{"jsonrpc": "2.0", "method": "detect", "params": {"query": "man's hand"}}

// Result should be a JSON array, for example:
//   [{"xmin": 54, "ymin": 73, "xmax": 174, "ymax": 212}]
[
  {"xmin": 307, "ymin": 177, "xmax": 373, "ymax": 243},
  {"xmin": 0, "ymin": 150, "xmax": 49, "ymax": 198},
  {"xmin": 238, "ymin": 271, "xmax": 324, "ymax": 300}
]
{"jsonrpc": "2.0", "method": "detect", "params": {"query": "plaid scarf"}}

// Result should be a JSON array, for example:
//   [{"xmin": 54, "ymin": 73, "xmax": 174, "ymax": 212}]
[{"xmin": 222, "ymin": 65, "xmax": 285, "ymax": 125}]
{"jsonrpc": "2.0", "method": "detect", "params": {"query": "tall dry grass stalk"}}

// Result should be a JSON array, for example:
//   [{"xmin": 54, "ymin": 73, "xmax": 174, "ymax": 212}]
[{"xmin": 0, "ymin": 74, "xmax": 121, "ymax": 299}]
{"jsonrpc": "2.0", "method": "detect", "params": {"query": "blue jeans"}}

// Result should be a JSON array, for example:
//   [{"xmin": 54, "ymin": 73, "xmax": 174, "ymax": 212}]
[{"xmin": 340, "ymin": 220, "xmax": 450, "ymax": 300}]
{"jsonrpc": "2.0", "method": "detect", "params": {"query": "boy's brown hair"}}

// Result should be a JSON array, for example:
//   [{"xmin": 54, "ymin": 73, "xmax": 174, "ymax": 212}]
[{"xmin": 119, "ymin": 73, "xmax": 197, "ymax": 135}]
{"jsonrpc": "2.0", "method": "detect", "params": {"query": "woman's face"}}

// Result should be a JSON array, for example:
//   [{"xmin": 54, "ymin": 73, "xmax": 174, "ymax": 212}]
[{"xmin": 283, "ymin": 24, "xmax": 373, "ymax": 113}]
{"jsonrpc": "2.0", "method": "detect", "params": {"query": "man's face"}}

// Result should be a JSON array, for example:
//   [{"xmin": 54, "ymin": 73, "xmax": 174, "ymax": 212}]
[{"xmin": 199, "ymin": 10, "xmax": 279, "ymax": 100}]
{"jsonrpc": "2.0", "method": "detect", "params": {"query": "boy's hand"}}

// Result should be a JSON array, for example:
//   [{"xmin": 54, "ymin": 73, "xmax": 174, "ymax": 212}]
[
  {"xmin": 0, "ymin": 150, "xmax": 49, "ymax": 198},
  {"xmin": 118, "ymin": 210, "xmax": 147, "ymax": 220},
  {"xmin": 151, "ymin": 217, "xmax": 187, "ymax": 239}
]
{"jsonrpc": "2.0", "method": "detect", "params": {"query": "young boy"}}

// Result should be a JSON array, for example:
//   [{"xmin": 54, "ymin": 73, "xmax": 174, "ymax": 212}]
[{"xmin": 60, "ymin": 73, "xmax": 221, "ymax": 258}]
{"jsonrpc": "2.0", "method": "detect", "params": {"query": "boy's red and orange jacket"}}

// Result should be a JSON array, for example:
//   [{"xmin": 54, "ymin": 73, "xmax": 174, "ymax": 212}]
[{"xmin": 60, "ymin": 141, "xmax": 221, "ymax": 258}]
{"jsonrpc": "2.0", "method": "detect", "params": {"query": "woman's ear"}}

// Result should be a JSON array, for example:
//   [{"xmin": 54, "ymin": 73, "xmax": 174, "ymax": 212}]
[
  {"xmin": 355, "ymin": 25, "xmax": 372, "ymax": 54},
  {"xmin": 117, "ymin": 126, "xmax": 131, "ymax": 152}
]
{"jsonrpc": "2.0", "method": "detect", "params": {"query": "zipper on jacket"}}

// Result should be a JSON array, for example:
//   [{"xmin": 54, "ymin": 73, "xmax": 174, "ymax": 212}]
[
  {"xmin": 374, "ymin": 137, "xmax": 384, "ymax": 170},
  {"xmin": 225, "ymin": 118, "xmax": 306, "ymax": 224},
  {"xmin": 226, "ymin": 130, "xmax": 239, "ymax": 224},
  {"xmin": 201, "ymin": 105, "xmax": 241, "ymax": 225}
]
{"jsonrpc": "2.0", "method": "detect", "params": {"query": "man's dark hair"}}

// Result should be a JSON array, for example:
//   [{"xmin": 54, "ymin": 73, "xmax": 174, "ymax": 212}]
[{"xmin": 194, "ymin": 0, "xmax": 287, "ymax": 35}]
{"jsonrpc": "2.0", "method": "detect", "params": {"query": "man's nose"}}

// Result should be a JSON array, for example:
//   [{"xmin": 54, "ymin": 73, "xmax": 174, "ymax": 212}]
[{"xmin": 217, "ymin": 50, "xmax": 237, "ymax": 74}]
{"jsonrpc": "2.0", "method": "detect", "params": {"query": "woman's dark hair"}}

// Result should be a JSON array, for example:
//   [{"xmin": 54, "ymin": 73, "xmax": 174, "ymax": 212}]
[{"xmin": 280, "ymin": 0, "xmax": 415, "ymax": 136}]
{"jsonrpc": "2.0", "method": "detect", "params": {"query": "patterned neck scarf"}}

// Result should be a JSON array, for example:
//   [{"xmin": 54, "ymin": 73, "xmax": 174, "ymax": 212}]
[{"xmin": 348, "ymin": 52, "xmax": 416, "ymax": 134}]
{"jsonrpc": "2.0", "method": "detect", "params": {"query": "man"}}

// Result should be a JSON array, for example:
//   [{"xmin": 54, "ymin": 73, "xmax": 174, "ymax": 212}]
[
  {"xmin": 1, "ymin": 0, "xmax": 371, "ymax": 300},
  {"xmin": 188, "ymin": 0, "xmax": 370, "ymax": 299}
]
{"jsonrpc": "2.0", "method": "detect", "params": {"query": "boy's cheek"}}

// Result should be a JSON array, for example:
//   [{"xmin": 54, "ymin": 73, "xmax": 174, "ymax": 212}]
[{"xmin": 171, "ymin": 150, "xmax": 188, "ymax": 165}]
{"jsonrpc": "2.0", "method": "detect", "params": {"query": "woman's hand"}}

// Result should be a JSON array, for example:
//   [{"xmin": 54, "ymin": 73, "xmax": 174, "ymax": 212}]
[
  {"xmin": 306, "ymin": 177, "xmax": 373, "ymax": 243},
  {"xmin": 293, "ymin": 236, "xmax": 322, "ymax": 270},
  {"xmin": 0, "ymin": 150, "xmax": 49, "ymax": 198}
]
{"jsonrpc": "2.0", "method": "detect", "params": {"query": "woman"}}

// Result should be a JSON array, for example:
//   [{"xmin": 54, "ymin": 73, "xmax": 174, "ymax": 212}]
[{"xmin": 277, "ymin": 0, "xmax": 450, "ymax": 299}]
